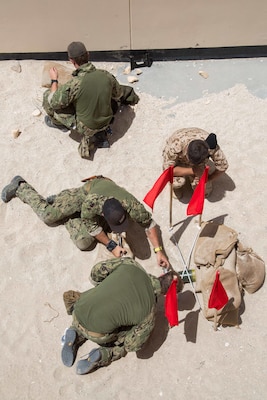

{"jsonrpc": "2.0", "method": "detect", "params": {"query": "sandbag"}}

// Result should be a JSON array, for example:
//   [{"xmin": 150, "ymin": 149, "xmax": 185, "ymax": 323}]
[
  {"xmin": 236, "ymin": 242, "xmax": 265, "ymax": 294},
  {"xmin": 195, "ymin": 248, "xmax": 241, "ymax": 325},
  {"xmin": 195, "ymin": 246, "xmax": 236, "ymax": 292},
  {"xmin": 193, "ymin": 221, "xmax": 265, "ymax": 327},
  {"xmin": 200, "ymin": 265, "xmax": 241, "ymax": 323},
  {"xmin": 194, "ymin": 222, "xmax": 241, "ymax": 326},
  {"xmin": 194, "ymin": 221, "xmax": 238, "ymax": 268}
]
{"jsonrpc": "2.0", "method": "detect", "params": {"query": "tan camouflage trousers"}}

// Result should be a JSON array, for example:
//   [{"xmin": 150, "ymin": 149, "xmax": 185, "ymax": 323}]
[
  {"xmin": 68, "ymin": 258, "xmax": 156, "ymax": 365},
  {"xmin": 16, "ymin": 182, "xmax": 96, "ymax": 250},
  {"xmin": 172, "ymin": 160, "xmax": 215, "ymax": 198}
]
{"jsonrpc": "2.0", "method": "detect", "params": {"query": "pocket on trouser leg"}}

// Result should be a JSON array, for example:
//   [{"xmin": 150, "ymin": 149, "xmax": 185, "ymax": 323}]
[
  {"xmin": 78, "ymin": 136, "xmax": 93, "ymax": 159},
  {"xmin": 97, "ymin": 346, "xmax": 126, "ymax": 366}
]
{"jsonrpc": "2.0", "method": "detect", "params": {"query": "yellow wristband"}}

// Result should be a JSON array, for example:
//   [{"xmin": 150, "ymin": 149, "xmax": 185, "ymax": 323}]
[{"xmin": 154, "ymin": 246, "xmax": 163, "ymax": 253}]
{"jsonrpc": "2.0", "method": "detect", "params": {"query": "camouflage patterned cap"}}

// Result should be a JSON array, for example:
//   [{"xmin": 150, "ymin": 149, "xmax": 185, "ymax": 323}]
[{"xmin": 67, "ymin": 42, "xmax": 88, "ymax": 58}]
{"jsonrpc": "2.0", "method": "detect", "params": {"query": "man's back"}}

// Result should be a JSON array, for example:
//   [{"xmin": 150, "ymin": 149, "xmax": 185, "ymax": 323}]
[
  {"xmin": 73, "ymin": 263, "xmax": 155, "ymax": 334},
  {"xmin": 75, "ymin": 68, "xmax": 115, "ymax": 129}
]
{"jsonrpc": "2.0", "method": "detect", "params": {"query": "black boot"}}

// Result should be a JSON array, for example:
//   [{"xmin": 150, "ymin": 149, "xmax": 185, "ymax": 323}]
[{"xmin": 93, "ymin": 130, "xmax": 110, "ymax": 148}]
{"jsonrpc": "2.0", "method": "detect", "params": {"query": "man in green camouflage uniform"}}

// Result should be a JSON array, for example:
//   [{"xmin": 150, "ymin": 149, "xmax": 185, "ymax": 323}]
[
  {"xmin": 162, "ymin": 127, "xmax": 228, "ymax": 198},
  {"xmin": 1, "ymin": 175, "xmax": 169, "ymax": 268},
  {"xmin": 43, "ymin": 42, "xmax": 139, "ymax": 158},
  {"xmin": 61, "ymin": 257, "xmax": 182, "ymax": 375}
]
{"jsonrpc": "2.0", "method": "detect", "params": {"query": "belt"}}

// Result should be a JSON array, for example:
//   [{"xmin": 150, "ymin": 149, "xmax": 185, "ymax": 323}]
[
  {"xmin": 87, "ymin": 330, "xmax": 105, "ymax": 338},
  {"xmin": 72, "ymin": 313, "xmax": 105, "ymax": 338}
]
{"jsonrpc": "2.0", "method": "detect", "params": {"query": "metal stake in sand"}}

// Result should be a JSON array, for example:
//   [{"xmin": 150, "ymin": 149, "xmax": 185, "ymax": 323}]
[{"xmin": 169, "ymin": 184, "xmax": 202, "ymax": 309}]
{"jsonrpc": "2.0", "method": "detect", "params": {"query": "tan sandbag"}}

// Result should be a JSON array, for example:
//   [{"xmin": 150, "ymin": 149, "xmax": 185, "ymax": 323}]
[
  {"xmin": 200, "ymin": 266, "xmax": 241, "ymax": 324},
  {"xmin": 236, "ymin": 242, "xmax": 265, "ymax": 294},
  {"xmin": 194, "ymin": 244, "xmax": 241, "ymax": 326},
  {"xmin": 41, "ymin": 61, "xmax": 73, "ymax": 88},
  {"xmin": 194, "ymin": 221, "xmax": 238, "ymax": 268},
  {"xmin": 195, "ymin": 246, "xmax": 236, "ymax": 292}
]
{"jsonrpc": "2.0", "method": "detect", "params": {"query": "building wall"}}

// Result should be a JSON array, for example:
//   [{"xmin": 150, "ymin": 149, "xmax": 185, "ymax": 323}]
[{"xmin": 1, "ymin": 0, "xmax": 267, "ymax": 53}]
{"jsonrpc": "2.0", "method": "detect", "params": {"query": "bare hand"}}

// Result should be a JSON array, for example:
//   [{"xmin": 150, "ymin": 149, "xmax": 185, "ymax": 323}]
[
  {"xmin": 156, "ymin": 252, "xmax": 170, "ymax": 268},
  {"xmin": 112, "ymin": 245, "xmax": 127, "ymax": 258},
  {"xmin": 49, "ymin": 67, "xmax": 58, "ymax": 80}
]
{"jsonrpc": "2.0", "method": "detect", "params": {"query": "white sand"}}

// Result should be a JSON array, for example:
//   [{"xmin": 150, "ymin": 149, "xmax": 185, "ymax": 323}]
[{"xmin": 0, "ymin": 59, "xmax": 266, "ymax": 400}]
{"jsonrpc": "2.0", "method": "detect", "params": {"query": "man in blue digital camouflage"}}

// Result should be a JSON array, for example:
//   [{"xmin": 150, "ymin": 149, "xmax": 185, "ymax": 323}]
[
  {"xmin": 61, "ymin": 257, "xmax": 183, "ymax": 375},
  {"xmin": 1, "ymin": 175, "xmax": 169, "ymax": 268},
  {"xmin": 42, "ymin": 41, "xmax": 139, "ymax": 159}
]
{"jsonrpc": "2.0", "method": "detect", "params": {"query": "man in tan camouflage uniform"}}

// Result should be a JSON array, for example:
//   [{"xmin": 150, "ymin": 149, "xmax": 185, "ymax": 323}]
[
  {"xmin": 1, "ymin": 175, "xmax": 169, "ymax": 268},
  {"xmin": 61, "ymin": 257, "xmax": 183, "ymax": 375},
  {"xmin": 162, "ymin": 127, "xmax": 228, "ymax": 198},
  {"xmin": 42, "ymin": 42, "xmax": 139, "ymax": 158}
]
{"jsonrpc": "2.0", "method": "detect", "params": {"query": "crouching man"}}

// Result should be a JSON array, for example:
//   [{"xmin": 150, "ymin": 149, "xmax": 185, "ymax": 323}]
[{"xmin": 61, "ymin": 257, "xmax": 183, "ymax": 375}]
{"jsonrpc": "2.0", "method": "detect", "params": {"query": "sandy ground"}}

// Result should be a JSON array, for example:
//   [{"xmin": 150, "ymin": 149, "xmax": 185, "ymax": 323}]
[{"xmin": 0, "ymin": 58, "xmax": 266, "ymax": 400}]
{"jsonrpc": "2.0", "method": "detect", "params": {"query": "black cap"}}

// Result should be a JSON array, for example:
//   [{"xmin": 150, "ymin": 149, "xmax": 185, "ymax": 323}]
[{"xmin": 102, "ymin": 198, "xmax": 128, "ymax": 233}]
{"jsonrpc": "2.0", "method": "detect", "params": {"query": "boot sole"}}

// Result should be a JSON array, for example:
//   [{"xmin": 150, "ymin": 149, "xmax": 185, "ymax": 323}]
[
  {"xmin": 61, "ymin": 329, "xmax": 77, "ymax": 367},
  {"xmin": 76, "ymin": 348, "xmax": 101, "ymax": 375}
]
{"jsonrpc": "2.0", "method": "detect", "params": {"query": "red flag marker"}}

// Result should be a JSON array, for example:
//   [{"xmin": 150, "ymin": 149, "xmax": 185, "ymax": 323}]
[
  {"xmin": 165, "ymin": 279, "xmax": 179, "ymax": 327},
  {"xmin": 208, "ymin": 270, "xmax": 228, "ymax": 310},
  {"xmin": 187, "ymin": 166, "xmax": 209, "ymax": 216},
  {"xmin": 143, "ymin": 166, "xmax": 174, "ymax": 210}
]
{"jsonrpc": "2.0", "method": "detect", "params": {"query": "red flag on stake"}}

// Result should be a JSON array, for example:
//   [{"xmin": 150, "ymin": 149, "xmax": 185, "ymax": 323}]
[
  {"xmin": 165, "ymin": 279, "xmax": 179, "ymax": 327},
  {"xmin": 143, "ymin": 166, "xmax": 174, "ymax": 210},
  {"xmin": 208, "ymin": 270, "xmax": 228, "ymax": 310},
  {"xmin": 187, "ymin": 166, "xmax": 209, "ymax": 216}
]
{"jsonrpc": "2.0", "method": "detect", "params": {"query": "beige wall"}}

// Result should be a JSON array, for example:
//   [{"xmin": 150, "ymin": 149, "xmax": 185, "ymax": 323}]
[{"xmin": 1, "ymin": 0, "xmax": 267, "ymax": 53}]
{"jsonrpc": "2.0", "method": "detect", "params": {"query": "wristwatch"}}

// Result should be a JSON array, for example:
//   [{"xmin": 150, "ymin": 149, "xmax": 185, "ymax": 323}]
[{"xmin": 106, "ymin": 240, "xmax": 118, "ymax": 252}]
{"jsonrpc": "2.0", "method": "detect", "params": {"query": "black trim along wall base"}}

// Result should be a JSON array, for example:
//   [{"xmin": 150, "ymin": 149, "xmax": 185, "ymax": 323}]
[{"xmin": 1, "ymin": 45, "xmax": 267, "ymax": 65}]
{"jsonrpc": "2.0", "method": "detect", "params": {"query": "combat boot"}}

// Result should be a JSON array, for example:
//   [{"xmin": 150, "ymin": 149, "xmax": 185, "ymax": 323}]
[
  {"xmin": 1, "ymin": 176, "xmax": 26, "ymax": 203},
  {"xmin": 61, "ymin": 328, "xmax": 78, "ymax": 367},
  {"xmin": 76, "ymin": 348, "xmax": 102, "ymax": 375},
  {"xmin": 93, "ymin": 130, "xmax": 110, "ymax": 148},
  {"xmin": 44, "ymin": 116, "xmax": 69, "ymax": 132}
]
